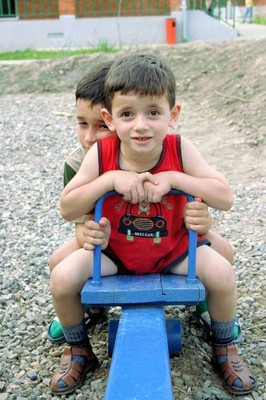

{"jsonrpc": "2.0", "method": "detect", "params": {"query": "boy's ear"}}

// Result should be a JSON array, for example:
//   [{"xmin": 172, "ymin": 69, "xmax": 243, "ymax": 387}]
[
  {"xmin": 101, "ymin": 108, "xmax": 116, "ymax": 132},
  {"xmin": 169, "ymin": 103, "xmax": 181, "ymax": 127}
]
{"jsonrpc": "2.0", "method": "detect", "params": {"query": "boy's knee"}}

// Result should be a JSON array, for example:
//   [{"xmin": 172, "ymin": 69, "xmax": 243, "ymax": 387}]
[
  {"xmin": 209, "ymin": 232, "xmax": 235, "ymax": 264},
  {"xmin": 214, "ymin": 260, "xmax": 236, "ymax": 292},
  {"xmin": 50, "ymin": 268, "xmax": 71, "ymax": 299},
  {"xmin": 49, "ymin": 251, "xmax": 58, "ymax": 272},
  {"xmin": 50, "ymin": 269, "xmax": 60, "ymax": 298},
  {"xmin": 223, "ymin": 241, "xmax": 234, "ymax": 264},
  {"xmin": 204, "ymin": 258, "xmax": 236, "ymax": 294}
]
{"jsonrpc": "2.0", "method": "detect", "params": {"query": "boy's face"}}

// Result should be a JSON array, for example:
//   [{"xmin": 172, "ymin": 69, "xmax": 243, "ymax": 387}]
[
  {"xmin": 102, "ymin": 92, "xmax": 180, "ymax": 155},
  {"xmin": 76, "ymin": 99, "xmax": 113, "ymax": 153}
]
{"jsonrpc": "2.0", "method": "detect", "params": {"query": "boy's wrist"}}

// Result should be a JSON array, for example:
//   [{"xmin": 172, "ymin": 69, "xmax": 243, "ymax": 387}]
[
  {"xmin": 101, "ymin": 171, "xmax": 116, "ymax": 192},
  {"xmin": 168, "ymin": 171, "xmax": 179, "ymax": 189}
]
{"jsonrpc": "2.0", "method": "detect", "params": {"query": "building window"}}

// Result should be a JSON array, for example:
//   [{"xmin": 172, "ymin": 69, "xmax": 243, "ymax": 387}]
[{"xmin": 0, "ymin": 0, "xmax": 16, "ymax": 17}]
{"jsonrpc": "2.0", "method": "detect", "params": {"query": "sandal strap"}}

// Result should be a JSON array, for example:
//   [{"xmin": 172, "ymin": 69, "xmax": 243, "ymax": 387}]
[
  {"xmin": 50, "ymin": 346, "xmax": 98, "ymax": 393},
  {"xmin": 213, "ymin": 345, "xmax": 253, "ymax": 389}
]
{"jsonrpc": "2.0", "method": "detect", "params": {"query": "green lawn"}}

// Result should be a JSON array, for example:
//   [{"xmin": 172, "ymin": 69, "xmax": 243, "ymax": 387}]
[
  {"xmin": 0, "ymin": 43, "xmax": 117, "ymax": 60},
  {"xmin": 253, "ymin": 16, "xmax": 266, "ymax": 25}
]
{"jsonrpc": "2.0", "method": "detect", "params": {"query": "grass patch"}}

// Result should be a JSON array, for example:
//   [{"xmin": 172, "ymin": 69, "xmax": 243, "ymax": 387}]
[
  {"xmin": 253, "ymin": 16, "xmax": 266, "ymax": 25},
  {"xmin": 0, "ymin": 43, "xmax": 117, "ymax": 60}
]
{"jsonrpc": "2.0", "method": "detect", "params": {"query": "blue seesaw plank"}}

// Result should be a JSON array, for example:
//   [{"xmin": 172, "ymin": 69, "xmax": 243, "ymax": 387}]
[
  {"xmin": 104, "ymin": 306, "xmax": 174, "ymax": 400},
  {"xmin": 161, "ymin": 274, "xmax": 205, "ymax": 305},
  {"xmin": 81, "ymin": 274, "xmax": 164, "ymax": 306},
  {"xmin": 81, "ymin": 273, "xmax": 205, "ymax": 307}
]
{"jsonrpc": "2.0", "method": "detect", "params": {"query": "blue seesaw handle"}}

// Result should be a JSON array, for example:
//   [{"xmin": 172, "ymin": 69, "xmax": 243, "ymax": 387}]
[{"xmin": 91, "ymin": 190, "xmax": 197, "ymax": 286}]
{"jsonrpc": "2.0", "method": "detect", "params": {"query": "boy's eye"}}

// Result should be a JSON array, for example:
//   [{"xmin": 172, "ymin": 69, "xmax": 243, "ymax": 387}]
[
  {"xmin": 149, "ymin": 110, "xmax": 160, "ymax": 117},
  {"xmin": 121, "ymin": 111, "xmax": 132, "ymax": 118},
  {"xmin": 78, "ymin": 121, "xmax": 88, "ymax": 126},
  {"xmin": 98, "ymin": 124, "xmax": 109, "ymax": 131}
]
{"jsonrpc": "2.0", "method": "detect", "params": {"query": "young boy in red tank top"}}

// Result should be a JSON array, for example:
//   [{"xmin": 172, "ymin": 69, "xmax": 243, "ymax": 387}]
[{"xmin": 51, "ymin": 55, "xmax": 253, "ymax": 395}]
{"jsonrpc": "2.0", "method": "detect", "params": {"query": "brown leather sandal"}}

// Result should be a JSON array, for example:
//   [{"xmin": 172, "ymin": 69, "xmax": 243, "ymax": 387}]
[
  {"xmin": 50, "ymin": 345, "xmax": 99, "ymax": 394},
  {"xmin": 213, "ymin": 344, "xmax": 256, "ymax": 395}
]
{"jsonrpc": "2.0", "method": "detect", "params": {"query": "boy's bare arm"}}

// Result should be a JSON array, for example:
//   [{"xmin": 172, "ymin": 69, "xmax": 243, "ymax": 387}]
[
  {"xmin": 144, "ymin": 138, "xmax": 233, "ymax": 211},
  {"xmin": 143, "ymin": 151, "xmax": 233, "ymax": 211},
  {"xmin": 144, "ymin": 169, "xmax": 232, "ymax": 211},
  {"xmin": 60, "ymin": 144, "xmax": 112, "ymax": 220},
  {"xmin": 144, "ymin": 179, "xmax": 212, "ymax": 234},
  {"xmin": 60, "ymin": 144, "xmax": 158, "ymax": 221},
  {"xmin": 179, "ymin": 137, "xmax": 233, "ymax": 210}
]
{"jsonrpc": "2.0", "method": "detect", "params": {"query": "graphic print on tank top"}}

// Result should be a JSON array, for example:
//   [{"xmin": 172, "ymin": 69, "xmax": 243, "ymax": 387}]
[{"xmin": 118, "ymin": 198, "xmax": 171, "ymax": 243}]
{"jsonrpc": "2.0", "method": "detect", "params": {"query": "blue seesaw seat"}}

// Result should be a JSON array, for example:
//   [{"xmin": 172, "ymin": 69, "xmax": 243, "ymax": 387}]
[{"xmin": 81, "ymin": 190, "xmax": 205, "ymax": 400}]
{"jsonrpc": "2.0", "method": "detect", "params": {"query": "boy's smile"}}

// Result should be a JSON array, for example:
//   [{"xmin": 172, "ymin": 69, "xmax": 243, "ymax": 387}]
[
  {"xmin": 131, "ymin": 136, "xmax": 154, "ymax": 149},
  {"xmin": 133, "ymin": 137, "xmax": 152, "ymax": 142}
]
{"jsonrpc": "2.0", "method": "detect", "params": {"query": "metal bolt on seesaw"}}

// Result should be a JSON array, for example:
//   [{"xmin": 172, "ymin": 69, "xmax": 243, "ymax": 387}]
[{"xmin": 81, "ymin": 190, "xmax": 205, "ymax": 400}]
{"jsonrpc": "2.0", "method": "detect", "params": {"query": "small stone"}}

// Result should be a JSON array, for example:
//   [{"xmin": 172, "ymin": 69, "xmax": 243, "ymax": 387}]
[{"xmin": 26, "ymin": 370, "xmax": 38, "ymax": 381}]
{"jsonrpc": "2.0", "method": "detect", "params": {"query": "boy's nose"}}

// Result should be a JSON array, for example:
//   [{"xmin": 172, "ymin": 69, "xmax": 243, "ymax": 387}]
[
  {"xmin": 134, "ymin": 115, "xmax": 148, "ymax": 130},
  {"xmin": 84, "ymin": 129, "xmax": 96, "ymax": 146}
]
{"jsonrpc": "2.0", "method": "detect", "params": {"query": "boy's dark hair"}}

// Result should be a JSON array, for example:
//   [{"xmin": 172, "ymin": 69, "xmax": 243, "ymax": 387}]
[
  {"xmin": 104, "ymin": 54, "xmax": 176, "ymax": 112},
  {"xmin": 75, "ymin": 60, "xmax": 114, "ymax": 107}
]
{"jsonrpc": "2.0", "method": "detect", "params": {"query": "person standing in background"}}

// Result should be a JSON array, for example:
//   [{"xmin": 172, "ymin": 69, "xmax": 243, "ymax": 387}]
[{"xmin": 242, "ymin": 0, "xmax": 255, "ymax": 23}]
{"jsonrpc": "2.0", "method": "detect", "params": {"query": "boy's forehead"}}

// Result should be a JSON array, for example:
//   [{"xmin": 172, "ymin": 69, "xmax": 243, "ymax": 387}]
[
  {"xmin": 113, "ymin": 91, "xmax": 169, "ymax": 105},
  {"xmin": 76, "ymin": 99, "xmax": 104, "ymax": 118}
]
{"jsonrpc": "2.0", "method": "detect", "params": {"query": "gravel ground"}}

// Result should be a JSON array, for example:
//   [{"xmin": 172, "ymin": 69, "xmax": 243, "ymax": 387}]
[{"xmin": 0, "ymin": 41, "xmax": 265, "ymax": 399}]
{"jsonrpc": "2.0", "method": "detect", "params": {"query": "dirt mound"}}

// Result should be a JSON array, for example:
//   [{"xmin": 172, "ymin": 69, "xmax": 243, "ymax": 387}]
[
  {"xmin": 1, "ymin": 41, "xmax": 265, "ymax": 97},
  {"xmin": 1, "ymin": 39, "xmax": 265, "ymax": 148}
]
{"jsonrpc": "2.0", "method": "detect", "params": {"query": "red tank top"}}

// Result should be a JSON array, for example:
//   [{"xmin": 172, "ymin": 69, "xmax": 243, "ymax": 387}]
[{"xmin": 97, "ymin": 134, "xmax": 203, "ymax": 274}]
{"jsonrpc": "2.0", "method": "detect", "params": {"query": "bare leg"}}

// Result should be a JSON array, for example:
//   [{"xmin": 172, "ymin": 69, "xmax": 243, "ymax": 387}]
[
  {"xmin": 205, "ymin": 230, "xmax": 234, "ymax": 264},
  {"xmin": 50, "ymin": 248, "xmax": 117, "ymax": 394},
  {"xmin": 170, "ymin": 245, "xmax": 237, "ymax": 321},
  {"xmin": 170, "ymin": 246, "xmax": 255, "ymax": 394},
  {"xmin": 194, "ymin": 232, "xmax": 242, "ymax": 343},
  {"xmin": 48, "ymin": 221, "xmax": 111, "ymax": 343},
  {"xmin": 49, "ymin": 236, "xmax": 81, "ymax": 272},
  {"xmin": 50, "ymin": 248, "xmax": 117, "ymax": 326}
]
